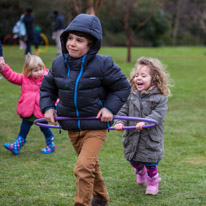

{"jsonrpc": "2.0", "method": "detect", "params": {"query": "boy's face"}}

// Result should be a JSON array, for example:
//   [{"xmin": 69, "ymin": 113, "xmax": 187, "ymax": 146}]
[{"xmin": 66, "ymin": 33, "xmax": 90, "ymax": 58}]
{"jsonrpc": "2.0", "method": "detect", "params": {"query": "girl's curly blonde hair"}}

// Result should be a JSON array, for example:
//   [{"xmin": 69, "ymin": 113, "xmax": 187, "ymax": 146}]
[
  {"xmin": 130, "ymin": 57, "xmax": 173, "ymax": 97},
  {"xmin": 23, "ymin": 54, "xmax": 45, "ymax": 77}
]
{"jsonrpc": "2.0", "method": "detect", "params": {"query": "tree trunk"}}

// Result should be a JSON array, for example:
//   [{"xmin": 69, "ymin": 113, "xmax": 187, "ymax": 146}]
[
  {"xmin": 95, "ymin": 0, "xmax": 103, "ymax": 16},
  {"xmin": 172, "ymin": 0, "xmax": 185, "ymax": 46},
  {"xmin": 72, "ymin": 0, "xmax": 82, "ymax": 14},
  {"xmin": 123, "ymin": 0, "xmax": 134, "ymax": 62},
  {"xmin": 127, "ymin": 35, "xmax": 132, "ymax": 62},
  {"xmin": 86, "ymin": 0, "xmax": 96, "ymax": 15}
]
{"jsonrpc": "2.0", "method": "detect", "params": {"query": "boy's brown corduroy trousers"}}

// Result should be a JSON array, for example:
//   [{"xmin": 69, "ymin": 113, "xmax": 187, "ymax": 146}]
[{"xmin": 68, "ymin": 129, "xmax": 109, "ymax": 206}]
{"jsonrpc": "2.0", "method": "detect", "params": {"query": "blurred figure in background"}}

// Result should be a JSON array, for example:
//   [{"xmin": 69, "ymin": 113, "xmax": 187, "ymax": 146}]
[
  {"xmin": 23, "ymin": 8, "xmax": 34, "ymax": 55},
  {"xmin": 53, "ymin": 10, "xmax": 65, "ymax": 55},
  {"xmin": 0, "ymin": 40, "xmax": 4, "ymax": 63},
  {"xmin": 0, "ymin": 40, "xmax": 4, "ymax": 79},
  {"xmin": 12, "ymin": 14, "xmax": 26, "ymax": 50},
  {"xmin": 33, "ymin": 26, "xmax": 42, "ymax": 55}
]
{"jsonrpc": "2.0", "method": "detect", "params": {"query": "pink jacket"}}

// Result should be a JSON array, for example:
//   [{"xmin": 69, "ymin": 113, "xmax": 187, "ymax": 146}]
[{"xmin": 1, "ymin": 64, "xmax": 48, "ymax": 118}]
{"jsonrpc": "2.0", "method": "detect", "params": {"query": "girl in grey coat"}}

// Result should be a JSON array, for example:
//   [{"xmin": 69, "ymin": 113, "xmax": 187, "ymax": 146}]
[{"xmin": 115, "ymin": 57, "xmax": 172, "ymax": 195}]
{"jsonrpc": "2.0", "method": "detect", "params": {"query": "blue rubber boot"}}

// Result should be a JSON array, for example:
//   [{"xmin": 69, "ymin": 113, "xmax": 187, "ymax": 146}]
[
  {"xmin": 41, "ymin": 136, "xmax": 56, "ymax": 154},
  {"xmin": 4, "ymin": 136, "xmax": 26, "ymax": 155}
]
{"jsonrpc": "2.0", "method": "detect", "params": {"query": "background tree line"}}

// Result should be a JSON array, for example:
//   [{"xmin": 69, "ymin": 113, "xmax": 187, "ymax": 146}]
[{"xmin": 0, "ymin": 0, "xmax": 206, "ymax": 48}]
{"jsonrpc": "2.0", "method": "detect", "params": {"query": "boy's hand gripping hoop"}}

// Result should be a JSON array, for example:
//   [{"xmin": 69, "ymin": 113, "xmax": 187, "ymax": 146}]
[{"xmin": 34, "ymin": 116, "xmax": 157, "ymax": 130}]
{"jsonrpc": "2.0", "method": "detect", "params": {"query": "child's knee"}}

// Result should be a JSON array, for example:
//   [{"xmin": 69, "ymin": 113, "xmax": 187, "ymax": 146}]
[{"xmin": 74, "ymin": 157, "xmax": 95, "ymax": 178}]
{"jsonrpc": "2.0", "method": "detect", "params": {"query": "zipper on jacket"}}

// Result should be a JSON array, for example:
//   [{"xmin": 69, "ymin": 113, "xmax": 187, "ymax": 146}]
[
  {"xmin": 74, "ymin": 54, "xmax": 87, "ymax": 130},
  {"xmin": 137, "ymin": 95, "xmax": 143, "ymax": 117},
  {"xmin": 99, "ymin": 99, "xmax": 103, "ymax": 107},
  {"xmin": 98, "ymin": 99, "xmax": 111, "ymax": 130},
  {"xmin": 63, "ymin": 54, "xmax": 70, "ymax": 76},
  {"xmin": 138, "ymin": 95, "xmax": 143, "ymax": 134}
]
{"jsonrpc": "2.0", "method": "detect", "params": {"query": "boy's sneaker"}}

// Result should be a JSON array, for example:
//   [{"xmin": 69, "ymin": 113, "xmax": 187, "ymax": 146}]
[
  {"xmin": 146, "ymin": 174, "xmax": 161, "ymax": 195},
  {"xmin": 135, "ymin": 166, "xmax": 147, "ymax": 185},
  {"xmin": 91, "ymin": 195, "xmax": 108, "ymax": 206}
]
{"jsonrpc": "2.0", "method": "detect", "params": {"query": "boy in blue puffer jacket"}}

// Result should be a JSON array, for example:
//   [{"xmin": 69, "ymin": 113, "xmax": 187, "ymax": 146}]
[{"xmin": 40, "ymin": 14, "xmax": 131, "ymax": 206}]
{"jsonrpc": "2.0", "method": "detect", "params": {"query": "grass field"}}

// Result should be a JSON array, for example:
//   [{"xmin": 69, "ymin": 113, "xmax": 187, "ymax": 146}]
[{"xmin": 0, "ymin": 45, "xmax": 206, "ymax": 206}]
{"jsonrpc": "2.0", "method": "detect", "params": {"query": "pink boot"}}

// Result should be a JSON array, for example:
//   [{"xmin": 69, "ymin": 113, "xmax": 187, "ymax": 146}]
[
  {"xmin": 135, "ymin": 166, "xmax": 147, "ymax": 185},
  {"xmin": 146, "ymin": 174, "xmax": 161, "ymax": 195}
]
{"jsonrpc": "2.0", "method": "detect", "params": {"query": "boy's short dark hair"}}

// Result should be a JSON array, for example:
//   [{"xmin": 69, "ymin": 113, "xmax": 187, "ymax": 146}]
[
  {"xmin": 69, "ymin": 31, "xmax": 96, "ymax": 48},
  {"xmin": 26, "ymin": 8, "xmax": 32, "ymax": 13},
  {"xmin": 53, "ymin": 10, "xmax": 58, "ymax": 16}
]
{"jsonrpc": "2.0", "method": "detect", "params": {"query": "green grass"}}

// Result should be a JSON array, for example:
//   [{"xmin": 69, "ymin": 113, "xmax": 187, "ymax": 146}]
[{"xmin": 0, "ymin": 45, "xmax": 206, "ymax": 206}]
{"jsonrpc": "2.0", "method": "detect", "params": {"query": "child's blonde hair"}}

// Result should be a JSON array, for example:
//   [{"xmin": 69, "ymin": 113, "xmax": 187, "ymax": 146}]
[
  {"xmin": 130, "ymin": 57, "xmax": 172, "ymax": 97},
  {"xmin": 23, "ymin": 54, "xmax": 45, "ymax": 77}
]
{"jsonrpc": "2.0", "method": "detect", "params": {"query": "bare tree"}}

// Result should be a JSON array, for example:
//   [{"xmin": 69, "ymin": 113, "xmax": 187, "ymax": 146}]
[
  {"xmin": 123, "ymin": 0, "xmax": 134, "ymax": 62},
  {"xmin": 94, "ymin": 0, "xmax": 103, "ymax": 16},
  {"xmin": 72, "ymin": 0, "xmax": 82, "ymax": 14},
  {"xmin": 193, "ymin": 2, "xmax": 206, "ymax": 44},
  {"xmin": 86, "ymin": 0, "xmax": 96, "ymax": 15},
  {"xmin": 72, "ymin": 0, "xmax": 103, "ymax": 16},
  {"xmin": 199, "ymin": 8, "xmax": 206, "ymax": 37},
  {"xmin": 172, "ymin": 0, "xmax": 186, "ymax": 46},
  {"xmin": 122, "ymin": 0, "xmax": 161, "ymax": 62}
]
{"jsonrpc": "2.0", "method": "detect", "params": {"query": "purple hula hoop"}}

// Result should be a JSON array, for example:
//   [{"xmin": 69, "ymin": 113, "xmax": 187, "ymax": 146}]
[{"xmin": 34, "ymin": 116, "xmax": 157, "ymax": 130}]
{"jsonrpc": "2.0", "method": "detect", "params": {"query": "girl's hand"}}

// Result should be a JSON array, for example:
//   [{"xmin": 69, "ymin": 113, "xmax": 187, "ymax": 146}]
[
  {"xmin": 44, "ymin": 109, "xmax": 57, "ymax": 125},
  {"xmin": 96, "ymin": 107, "xmax": 113, "ymax": 122},
  {"xmin": 114, "ymin": 123, "xmax": 124, "ymax": 131},
  {"xmin": 136, "ymin": 122, "xmax": 145, "ymax": 132},
  {"xmin": 0, "ymin": 57, "xmax": 5, "ymax": 71}
]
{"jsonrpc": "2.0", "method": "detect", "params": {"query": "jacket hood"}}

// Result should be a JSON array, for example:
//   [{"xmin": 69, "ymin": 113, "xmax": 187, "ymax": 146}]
[
  {"xmin": 60, "ymin": 14, "xmax": 102, "ymax": 55},
  {"xmin": 132, "ymin": 87, "xmax": 161, "ymax": 96}
]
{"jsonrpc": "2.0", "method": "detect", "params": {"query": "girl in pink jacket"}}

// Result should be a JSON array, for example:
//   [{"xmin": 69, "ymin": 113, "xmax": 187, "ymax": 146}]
[{"xmin": 0, "ymin": 53, "xmax": 55, "ymax": 155}]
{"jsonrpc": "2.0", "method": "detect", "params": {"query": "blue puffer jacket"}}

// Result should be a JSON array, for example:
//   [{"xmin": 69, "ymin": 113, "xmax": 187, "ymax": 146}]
[{"xmin": 40, "ymin": 14, "xmax": 131, "ymax": 131}]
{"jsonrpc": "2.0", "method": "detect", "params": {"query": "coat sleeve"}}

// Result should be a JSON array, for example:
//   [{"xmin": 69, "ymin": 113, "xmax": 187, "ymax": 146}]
[
  {"xmin": 145, "ymin": 95, "xmax": 168, "ymax": 125},
  {"xmin": 101, "ymin": 56, "xmax": 131, "ymax": 114},
  {"xmin": 0, "ymin": 64, "xmax": 23, "ymax": 85},
  {"xmin": 115, "ymin": 98, "xmax": 130, "ymax": 126},
  {"xmin": 40, "ymin": 65, "xmax": 59, "ymax": 113}
]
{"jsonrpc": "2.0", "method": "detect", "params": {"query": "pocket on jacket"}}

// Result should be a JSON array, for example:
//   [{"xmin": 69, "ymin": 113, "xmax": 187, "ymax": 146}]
[
  {"xmin": 81, "ymin": 76, "xmax": 102, "ymax": 89},
  {"xmin": 146, "ymin": 134, "xmax": 161, "ymax": 151},
  {"xmin": 123, "ymin": 131, "xmax": 129, "ymax": 147}
]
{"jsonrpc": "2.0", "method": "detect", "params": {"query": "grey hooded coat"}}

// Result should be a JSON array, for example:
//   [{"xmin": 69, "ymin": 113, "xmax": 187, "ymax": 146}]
[{"xmin": 116, "ymin": 88, "xmax": 168, "ymax": 163}]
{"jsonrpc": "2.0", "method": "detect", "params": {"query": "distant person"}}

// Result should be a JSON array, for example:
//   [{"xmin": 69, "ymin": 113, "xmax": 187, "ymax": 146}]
[
  {"xmin": 0, "ymin": 40, "xmax": 4, "ymax": 64},
  {"xmin": 12, "ymin": 14, "xmax": 26, "ymax": 50},
  {"xmin": 23, "ymin": 8, "xmax": 34, "ymax": 54},
  {"xmin": 53, "ymin": 10, "xmax": 65, "ymax": 55},
  {"xmin": 33, "ymin": 26, "xmax": 42, "ymax": 55},
  {"xmin": 0, "ymin": 40, "xmax": 5, "ymax": 80},
  {"xmin": 0, "ymin": 52, "xmax": 56, "ymax": 155},
  {"xmin": 40, "ymin": 14, "xmax": 131, "ymax": 206},
  {"xmin": 114, "ymin": 57, "xmax": 172, "ymax": 195}
]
